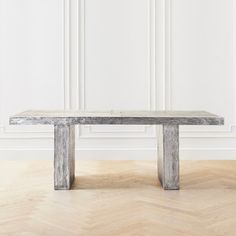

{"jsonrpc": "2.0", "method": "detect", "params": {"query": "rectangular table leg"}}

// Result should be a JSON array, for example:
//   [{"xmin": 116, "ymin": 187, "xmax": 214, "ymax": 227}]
[
  {"xmin": 158, "ymin": 124, "xmax": 179, "ymax": 190},
  {"xmin": 54, "ymin": 124, "xmax": 75, "ymax": 190}
]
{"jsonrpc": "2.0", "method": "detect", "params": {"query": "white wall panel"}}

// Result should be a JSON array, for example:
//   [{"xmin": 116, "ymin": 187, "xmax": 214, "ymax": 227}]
[
  {"xmin": 171, "ymin": 0, "xmax": 235, "ymax": 134},
  {"xmin": 0, "ymin": 0, "xmax": 65, "ymax": 135},
  {"xmin": 84, "ymin": 0, "xmax": 150, "ymax": 110}
]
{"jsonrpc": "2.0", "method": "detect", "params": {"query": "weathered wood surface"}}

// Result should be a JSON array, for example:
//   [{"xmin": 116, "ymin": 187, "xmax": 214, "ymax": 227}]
[
  {"xmin": 10, "ymin": 110, "xmax": 224, "ymax": 125},
  {"xmin": 54, "ymin": 125, "xmax": 75, "ymax": 190},
  {"xmin": 158, "ymin": 125, "xmax": 179, "ymax": 190}
]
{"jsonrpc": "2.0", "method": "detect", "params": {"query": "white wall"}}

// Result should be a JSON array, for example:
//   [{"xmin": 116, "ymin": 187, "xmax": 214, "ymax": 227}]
[{"xmin": 0, "ymin": 0, "xmax": 235, "ymax": 160}]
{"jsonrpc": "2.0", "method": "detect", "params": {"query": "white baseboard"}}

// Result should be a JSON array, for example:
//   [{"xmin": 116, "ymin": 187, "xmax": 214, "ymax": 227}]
[{"xmin": 0, "ymin": 148, "xmax": 236, "ymax": 160}]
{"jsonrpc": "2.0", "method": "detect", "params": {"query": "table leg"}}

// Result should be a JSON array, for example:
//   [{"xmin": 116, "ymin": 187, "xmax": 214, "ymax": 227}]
[
  {"xmin": 54, "ymin": 124, "xmax": 75, "ymax": 190},
  {"xmin": 158, "ymin": 124, "xmax": 179, "ymax": 190}
]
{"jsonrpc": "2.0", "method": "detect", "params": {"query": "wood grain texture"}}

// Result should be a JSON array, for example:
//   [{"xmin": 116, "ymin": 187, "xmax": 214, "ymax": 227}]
[
  {"xmin": 9, "ymin": 110, "xmax": 224, "ymax": 125},
  {"xmin": 158, "ymin": 125, "xmax": 179, "ymax": 190},
  {"xmin": 1, "ymin": 160, "xmax": 236, "ymax": 236},
  {"xmin": 54, "ymin": 125, "xmax": 75, "ymax": 190}
]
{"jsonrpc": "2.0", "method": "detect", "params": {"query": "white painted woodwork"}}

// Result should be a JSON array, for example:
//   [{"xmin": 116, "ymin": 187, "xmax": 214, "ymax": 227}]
[{"xmin": 0, "ymin": 0, "xmax": 235, "ymax": 159}]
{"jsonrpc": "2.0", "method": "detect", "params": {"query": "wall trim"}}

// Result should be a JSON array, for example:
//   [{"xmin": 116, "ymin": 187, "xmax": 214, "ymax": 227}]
[{"xmin": 1, "ymin": 148, "xmax": 236, "ymax": 160}]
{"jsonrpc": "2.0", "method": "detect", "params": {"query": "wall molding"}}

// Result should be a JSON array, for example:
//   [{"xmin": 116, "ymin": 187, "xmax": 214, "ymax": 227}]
[
  {"xmin": 64, "ymin": 0, "xmax": 72, "ymax": 110},
  {"xmin": 1, "ymin": 147, "xmax": 236, "ymax": 160}
]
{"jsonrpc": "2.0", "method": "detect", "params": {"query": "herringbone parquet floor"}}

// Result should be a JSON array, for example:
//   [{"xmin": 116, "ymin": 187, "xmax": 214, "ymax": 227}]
[{"xmin": 1, "ymin": 160, "xmax": 236, "ymax": 236}]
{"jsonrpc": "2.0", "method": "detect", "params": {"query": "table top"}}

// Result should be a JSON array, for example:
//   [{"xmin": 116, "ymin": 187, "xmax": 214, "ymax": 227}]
[{"xmin": 10, "ymin": 110, "xmax": 224, "ymax": 125}]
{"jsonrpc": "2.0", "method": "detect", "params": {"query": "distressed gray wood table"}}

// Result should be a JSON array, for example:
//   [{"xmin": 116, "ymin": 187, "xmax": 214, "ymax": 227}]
[{"xmin": 10, "ymin": 110, "xmax": 224, "ymax": 190}]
